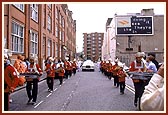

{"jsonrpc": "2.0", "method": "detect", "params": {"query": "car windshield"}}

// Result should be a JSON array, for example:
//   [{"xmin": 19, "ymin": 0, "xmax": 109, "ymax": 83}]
[{"xmin": 82, "ymin": 60, "xmax": 94, "ymax": 66}]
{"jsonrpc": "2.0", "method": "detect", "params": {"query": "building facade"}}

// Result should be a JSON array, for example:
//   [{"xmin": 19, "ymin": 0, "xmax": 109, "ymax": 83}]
[
  {"xmin": 102, "ymin": 9, "xmax": 164, "ymax": 66},
  {"xmin": 83, "ymin": 32, "xmax": 104, "ymax": 62},
  {"xmin": 3, "ymin": 4, "xmax": 76, "ymax": 70}
]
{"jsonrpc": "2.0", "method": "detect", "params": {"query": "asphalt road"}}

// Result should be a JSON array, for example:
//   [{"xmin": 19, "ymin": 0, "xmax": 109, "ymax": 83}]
[{"xmin": 8, "ymin": 67, "xmax": 138, "ymax": 112}]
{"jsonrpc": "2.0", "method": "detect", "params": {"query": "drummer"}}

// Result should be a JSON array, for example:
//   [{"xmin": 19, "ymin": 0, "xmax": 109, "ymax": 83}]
[
  {"xmin": 25, "ymin": 56, "xmax": 43, "ymax": 105},
  {"xmin": 129, "ymin": 52, "xmax": 146, "ymax": 108}
]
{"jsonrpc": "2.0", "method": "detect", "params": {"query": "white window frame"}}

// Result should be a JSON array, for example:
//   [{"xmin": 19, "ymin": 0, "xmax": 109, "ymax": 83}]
[
  {"xmin": 55, "ymin": 43, "xmax": 58, "ymax": 57},
  {"xmin": 47, "ymin": 39, "xmax": 51, "ymax": 56},
  {"xmin": 42, "ymin": 36, "xmax": 46, "ymax": 55},
  {"xmin": 13, "ymin": 4, "xmax": 24, "ymax": 12},
  {"xmin": 30, "ymin": 31, "xmax": 38, "ymax": 54},
  {"xmin": 62, "ymin": 31, "xmax": 64, "ymax": 42},
  {"xmin": 11, "ymin": 21, "xmax": 24, "ymax": 53},
  {"xmin": 59, "ymin": 30, "xmax": 62, "ymax": 40},
  {"xmin": 55, "ymin": 24, "xmax": 59, "ymax": 37},
  {"xmin": 47, "ymin": 4, "xmax": 52, "ymax": 9},
  {"xmin": 47, "ymin": 15, "xmax": 51, "ymax": 31},
  {"xmin": 31, "ymin": 4, "xmax": 38, "ymax": 22},
  {"xmin": 55, "ymin": 7, "xmax": 58, "ymax": 19}
]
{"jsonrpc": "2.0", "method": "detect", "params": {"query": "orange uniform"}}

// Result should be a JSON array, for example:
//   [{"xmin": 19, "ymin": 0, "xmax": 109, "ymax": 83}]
[
  {"xmin": 45, "ymin": 63, "xmax": 56, "ymax": 78},
  {"xmin": 58, "ymin": 67, "xmax": 65, "ymax": 77},
  {"xmin": 117, "ymin": 69, "xmax": 127, "ymax": 82},
  {"xmin": 4, "ymin": 64, "xmax": 19, "ymax": 93}
]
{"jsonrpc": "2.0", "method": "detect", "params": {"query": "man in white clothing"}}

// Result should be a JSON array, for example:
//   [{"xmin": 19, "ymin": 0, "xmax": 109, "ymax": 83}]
[{"xmin": 140, "ymin": 63, "xmax": 164, "ymax": 111}]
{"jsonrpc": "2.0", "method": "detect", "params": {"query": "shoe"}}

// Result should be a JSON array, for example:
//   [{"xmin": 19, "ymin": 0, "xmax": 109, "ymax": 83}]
[
  {"xmin": 48, "ymin": 89, "xmax": 51, "ymax": 92},
  {"xmin": 50, "ymin": 90, "xmax": 53, "ymax": 93},
  {"xmin": 31, "ymin": 101, "xmax": 36, "ymax": 105},
  {"xmin": 120, "ymin": 92, "xmax": 124, "ymax": 95},
  {"xmin": 134, "ymin": 102, "xmax": 137, "ymax": 107},
  {"xmin": 27, "ymin": 98, "xmax": 32, "ymax": 104}
]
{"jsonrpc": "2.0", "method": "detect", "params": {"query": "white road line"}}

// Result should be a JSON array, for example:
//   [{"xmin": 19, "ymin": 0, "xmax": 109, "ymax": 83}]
[
  {"xmin": 54, "ymin": 88, "xmax": 57, "ymax": 91},
  {"xmin": 125, "ymin": 84, "xmax": 135, "ymax": 94},
  {"xmin": 34, "ymin": 100, "xmax": 43, "ymax": 108},
  {"xmin": 46, "ymin": 93, "xmax": 52, "ymax": 97}
]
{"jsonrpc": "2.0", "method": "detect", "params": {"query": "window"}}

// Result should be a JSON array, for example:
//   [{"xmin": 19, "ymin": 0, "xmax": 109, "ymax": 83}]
[
  {"xmin": 59, "ymin": 30, "xmax": 61, "ymax": 40},
  {"xmin": 52, "ymin": 42, "xmax": 55, "ymax": 57},
  {"xmin": 47, "ymin": 15, "xmax": 51, "ymax": 31},
  {"xmin": 55, "ymin": 24, "xmax": 59, "ymax": 37},
  {"xmin": 55, "ymin": 43, "xmax": 58, "ymax": 57},
  {"xmin": 59, "ymin": 44, "xmax": 61, "ymax": 57},
  {"xmin": 99, "ymin": 37, "xmax": 102, "ymax": 40},
  {"xmin": 31, "ymin": 4, "xmax": 38, "ymax": 22},
  {"xmin": 11, "ymin": 21, "xmax": 24, "ymax": 53},
  {"xmin": 42, "ymin": 36, "xmax": 46, "ymax": 56},
  {"xmin": 62, "ymin": 31, "xmax": 64, "ymax": 42},
  {"xmin": 62, "ymin": 17, "xmax": 65, "ymax": 27},
  {"xmin": 43, "ymin": 9, "xmax": 46, "ymax": 28},
  {"xmin": 13, "ymin": 4, "xmax": 24, "ymax": 12},
  {"xmin": 59, "ymin": 14, "xmax": 62, "ymax": 24},
  {"xmin": 47, "ymin": 4, "xmax": 52, "ymax": 9},
  {"xmin": 30, "ymin": 31, "xmax": 38, "ymax": 54},
  {"xmin": 47, "ymin": 39, "xmax": 51, "ymax": 56},
  {"xmin": 55, "ymin": 7, "xmax": 58, "ymax": 19}
]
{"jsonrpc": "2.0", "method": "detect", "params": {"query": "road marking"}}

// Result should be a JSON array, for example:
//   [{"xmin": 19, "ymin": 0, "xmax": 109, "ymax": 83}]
[
  {"xmin": 125, "ymin": 84, "xmax": 135, "ymax": 94},
  {"xmin": 34, "ymin": 100, "xmax": 43, "ymax": 108},
  {"xmin": 46, "ymin": 93, "xmax": 52, "ymax": 97},
  {"xmin": 54, "ymin": 88, "xmax": 57, "ymax": 91}
]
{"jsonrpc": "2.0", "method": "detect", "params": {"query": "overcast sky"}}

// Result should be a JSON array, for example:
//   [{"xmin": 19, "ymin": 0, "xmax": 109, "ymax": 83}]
[{"xmin": 68, "ymin": 2, "xmax": 165, "ymax": 52}]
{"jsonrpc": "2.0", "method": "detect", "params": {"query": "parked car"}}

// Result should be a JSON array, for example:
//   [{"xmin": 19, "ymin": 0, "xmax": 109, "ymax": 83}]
[{"xmin": 82, "ymin": 60, "xmax": 95, "ymax": 71}]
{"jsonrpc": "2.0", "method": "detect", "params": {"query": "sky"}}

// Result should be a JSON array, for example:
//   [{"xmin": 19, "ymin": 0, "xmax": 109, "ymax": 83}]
[{"xmin": 67, "ymin": 2, "xmax": 165, "ymax": 52}]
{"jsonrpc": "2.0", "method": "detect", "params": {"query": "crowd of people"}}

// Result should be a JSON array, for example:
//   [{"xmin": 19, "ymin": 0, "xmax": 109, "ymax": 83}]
[
  {"xmin": 4, "ymin": 53, "xmax": 78, "ymax": 111},
  {"xmin": 4, "ymin": 51, "xmax": 164, "ymax": 111},
  {"xmin": 99, "ymin": 51, "xmax": 164, "ymax": 111}
]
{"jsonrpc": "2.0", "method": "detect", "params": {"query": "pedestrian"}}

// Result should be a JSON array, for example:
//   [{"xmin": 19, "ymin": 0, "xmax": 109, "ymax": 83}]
[
  {"xmin": 129, "ymin": 52, "xmax": 146, "ymax": 107},
  {"xmin": 148, "ymin": 53, "xmax": 159, "ymax": 70},
  {"xmin": 25, "ymin": 56, "xmax": 43, "ymax": 105},
  {"xmin": 45, "ymin": 57, "xmax": 56, "ymax": 93},
  {"xmin": 111, "ymin": 58, "xmax": 120, "ymax": 87},
  {"xmin": 145, "ymin": 56, "xmax": 157, "ymax": 73},
  {"xmin": 4, "ymin": 54, "xmax": 19, "ymax": 111},
  {"xmin": 56, "ymin": 63, "xmax": 65, "ymax": 85},
  {"xmin": 140, "ymin": 63, "xmax": 164, "ymax": 111},
  {"xmin": 117, "ymin": 65, "xmax": 127, "ymax": 95}
]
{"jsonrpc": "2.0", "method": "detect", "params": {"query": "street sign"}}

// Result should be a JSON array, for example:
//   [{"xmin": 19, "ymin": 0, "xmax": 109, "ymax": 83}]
[{"xmin": 116, "ymin": 16, "xmax": 153, "ymax": 35}]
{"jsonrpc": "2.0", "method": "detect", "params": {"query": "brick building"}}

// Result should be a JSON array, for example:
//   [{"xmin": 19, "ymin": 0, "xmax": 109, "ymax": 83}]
[
  {"xmin": 3, "ymin": 4, "xmax": 76, "ymax": 70},
  {"xmin": 83, "ymin": 32, "xmax": 104, "ymax": 62}
]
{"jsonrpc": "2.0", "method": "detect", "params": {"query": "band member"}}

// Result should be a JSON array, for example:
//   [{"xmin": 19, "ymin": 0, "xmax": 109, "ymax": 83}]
[
  {"xmin": 111, "ymin": 58, "xmax": 120, "ymax": 87},
  {"xmin": 4, "ymin": 54, "xmax": 19, "ymax": 111},
  {"xmin": 117, "ymin": 65, "xmax": 127, "ymax": 95},
  {"xmin": 106, "ymin": 58, "xmax": 113, "ymax": 80},
  {"xmin": 45, "ymin": 57, "xmax": 56, "ymax": 93},
  {"xmin": 64, "ymin": 57, "xmax": 72, "ymax": 79},
  {"xmin": 56, "ymin": 63, "xmax": 65, "ymax": 85},
  {"xmin": 72, "ymin": 59, "xmax": 77, "ymax": 75},
  {"xmin": 26, "ymin": 56, "xmax": 43, "ymax": 105},
  {"xmin": 129, "ymin": 52, "xmax": 146, "ymax": 107}
]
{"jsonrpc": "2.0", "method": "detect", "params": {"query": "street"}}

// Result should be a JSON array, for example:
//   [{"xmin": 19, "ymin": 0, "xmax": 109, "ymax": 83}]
[{"xmin": 9, "ymin": 66, "xmax": 138, "ymax": 112}]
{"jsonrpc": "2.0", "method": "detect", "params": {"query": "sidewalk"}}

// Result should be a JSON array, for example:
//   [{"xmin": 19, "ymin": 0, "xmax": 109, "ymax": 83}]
[{"xmin": 15, "ymin": 72, "xmax": 47, "ymax": 92}]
